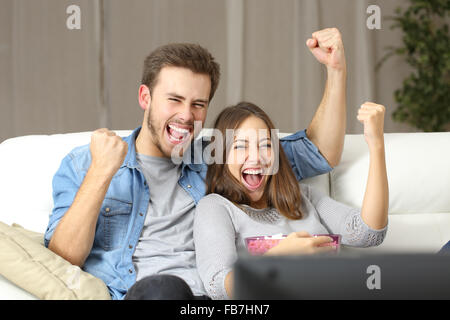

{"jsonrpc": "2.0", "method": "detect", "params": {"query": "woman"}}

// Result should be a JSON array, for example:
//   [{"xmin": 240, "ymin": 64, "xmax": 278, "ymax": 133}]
[{"xmin": 194, "ymin": 101, "xmax": 389, "ymax": 300}]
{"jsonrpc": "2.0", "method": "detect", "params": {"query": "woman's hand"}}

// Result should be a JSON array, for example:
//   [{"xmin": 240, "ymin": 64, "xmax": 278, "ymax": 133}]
[
  {"xmin": 357, "ymin": 102, "xmax": 385, "ymax": 150},
  {"xmin": 265, "ymin": 231, "xmax": 335, "ymax": 256}
]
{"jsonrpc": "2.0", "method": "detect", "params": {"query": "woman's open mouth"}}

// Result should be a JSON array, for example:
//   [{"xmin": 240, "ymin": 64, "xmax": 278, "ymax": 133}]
[
  {"xmin": 166, "ymin": 123, "xmax": 192, "ymax": 145},
  {"xmin": 242, "ymin": 168, "xmax": 264, "ymax": 191}
]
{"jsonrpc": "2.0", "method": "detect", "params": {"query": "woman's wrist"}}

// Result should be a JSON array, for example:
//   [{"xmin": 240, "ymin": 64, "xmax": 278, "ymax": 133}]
[{"xmin": 367, "ymin": 139, "xmax": 385, "ymax": 153}]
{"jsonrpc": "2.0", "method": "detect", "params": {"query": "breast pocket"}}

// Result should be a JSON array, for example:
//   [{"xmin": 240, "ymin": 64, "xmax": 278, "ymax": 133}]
[{"xmin": 95, "ymin": 198, "xmax": 132, "ymax": 251}]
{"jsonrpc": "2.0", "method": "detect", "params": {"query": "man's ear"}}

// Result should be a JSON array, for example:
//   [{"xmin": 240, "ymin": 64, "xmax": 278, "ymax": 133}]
[{"xmin": 138, "ymin": 84, "xmax": 151, "ymax": 110}]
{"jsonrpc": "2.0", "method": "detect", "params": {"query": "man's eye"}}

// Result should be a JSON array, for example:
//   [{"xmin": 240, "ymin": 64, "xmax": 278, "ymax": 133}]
[
  {"xmin": 169, "ymin": 98, "xmax": 180, "ymax": 102},
  {"xmin": 234, "ymin": 145, "xmax": 246, "ymax": 149},
  {"xmin": 193, "ymin": 103, "xmax": 205, "ymax": 108},
  {"xmin": 260, "ymin": 144, "xmax": 272, "ymax": 149}
]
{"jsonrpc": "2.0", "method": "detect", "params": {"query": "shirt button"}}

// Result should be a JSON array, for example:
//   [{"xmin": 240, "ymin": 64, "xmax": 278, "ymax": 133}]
[
  {"xmin": 187, "ymin": 185, "xmax": 192, "ymax": 188},
  {"xmin": 105, "ymin": 207, "xmax": 110, "ymax": 213},
  {"xmin": 128, "ymin": 245, "xmax": 133, "ymax": 249},
  {"xmin": 139, "ymin": 212, "xmax": 143, "ymax": 217},
  {"xmin": 128, "ymin": 269, "xmax": 133, "ymax": 274}
]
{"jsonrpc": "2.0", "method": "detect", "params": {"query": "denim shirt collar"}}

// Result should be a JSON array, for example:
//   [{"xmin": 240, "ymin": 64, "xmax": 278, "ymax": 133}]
[{"xmin": 122, "ymin": 126, "xmax": 204, "ymax": 173}]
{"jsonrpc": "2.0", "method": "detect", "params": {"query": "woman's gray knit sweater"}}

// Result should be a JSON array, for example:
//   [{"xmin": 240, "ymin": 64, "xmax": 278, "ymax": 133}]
[{"xmin": 193, "ymin": 183, "xmax": 388, "ymax": 300}]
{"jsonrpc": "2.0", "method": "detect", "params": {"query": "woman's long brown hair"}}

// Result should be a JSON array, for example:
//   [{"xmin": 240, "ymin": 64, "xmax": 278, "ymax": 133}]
[{"xmin": 205, "ymin": 102, "xmax": 302, "ymax": 220}]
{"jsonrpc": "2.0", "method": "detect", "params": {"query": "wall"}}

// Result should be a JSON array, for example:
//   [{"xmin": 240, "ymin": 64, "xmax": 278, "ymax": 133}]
[{"xmin": 0, "ymin": 0, "xmax": 420, "ymax": 143}]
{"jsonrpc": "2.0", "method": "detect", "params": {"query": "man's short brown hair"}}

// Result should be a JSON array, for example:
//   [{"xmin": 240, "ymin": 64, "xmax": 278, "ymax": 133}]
[{"xmin": 141, "ymin": 43, "xmax": 220, "ymax": 101}]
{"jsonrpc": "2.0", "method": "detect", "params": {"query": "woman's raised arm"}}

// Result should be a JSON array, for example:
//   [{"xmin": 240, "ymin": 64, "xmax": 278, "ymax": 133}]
[{"xmin": 357, "ymin": 102, "xmax": 389, "ymax": 230}]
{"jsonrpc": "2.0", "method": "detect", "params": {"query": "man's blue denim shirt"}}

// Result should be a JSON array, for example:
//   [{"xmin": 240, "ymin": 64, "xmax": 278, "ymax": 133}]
[{"xmin": 44, "ymin": 127, "xmax": 332, "ymax": 300}]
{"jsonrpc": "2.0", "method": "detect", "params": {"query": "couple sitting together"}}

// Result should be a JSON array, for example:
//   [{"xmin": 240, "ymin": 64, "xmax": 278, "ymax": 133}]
[{"xmin": 44, "ymin": 28, "xmax": 389, "ymax": 300}]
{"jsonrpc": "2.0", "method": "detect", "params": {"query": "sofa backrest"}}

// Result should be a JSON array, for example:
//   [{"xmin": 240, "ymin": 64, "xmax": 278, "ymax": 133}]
[
  {"xmin": 332, "ymin": 132, "xmax": 450, "ymax": 253},
  {"xmin": 331, "ymin": 132, "xmax": 450, "ymax": 215},
  {"xmin": 0, "ymin": 130, "xmax": 131, "ymax": 233},
  {"xmin": 1, "ymin": 131, "xmax": 449, "ymax": 237}
]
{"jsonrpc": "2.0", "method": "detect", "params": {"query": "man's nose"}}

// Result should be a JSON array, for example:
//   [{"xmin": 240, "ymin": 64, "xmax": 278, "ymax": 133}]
[{"xmin": 178, "ymin": 103, "xmax": 194, "ymax": 123}]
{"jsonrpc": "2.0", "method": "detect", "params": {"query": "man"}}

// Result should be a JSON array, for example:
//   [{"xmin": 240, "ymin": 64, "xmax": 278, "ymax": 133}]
[{"xmin": 45, "ymin": 28, "xmax": 347, "ymax": 300}]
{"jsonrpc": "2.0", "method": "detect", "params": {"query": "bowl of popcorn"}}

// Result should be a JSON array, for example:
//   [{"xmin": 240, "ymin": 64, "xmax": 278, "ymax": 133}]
[
  {"xmin": 245, "ymin": 234, "xmax": 287, "ymax": 255},
  {"xmin": 245, "ymin": 234, "xmax": 341, "ymax": 255}
]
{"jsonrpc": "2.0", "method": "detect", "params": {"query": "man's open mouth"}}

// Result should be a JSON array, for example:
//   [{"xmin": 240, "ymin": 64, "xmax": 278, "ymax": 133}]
[
  {"xmin": 242, "ymin": 168, "xmax": 264, "ymax": 191},
  {"xmin": 166, "ymin": 123, "xmax": 192, "ymax": 145}
]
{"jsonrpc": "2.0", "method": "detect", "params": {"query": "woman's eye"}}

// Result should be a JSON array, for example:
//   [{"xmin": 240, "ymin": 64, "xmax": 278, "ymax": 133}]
[
  {"xmin": 260, "ymin": 144, "xmax": 272, "ymax": 149},
  {"xmin": 234, "ymin": 145, "xmax": 246, "ymax": 149},
  {"xmin": 169, "ymin": 98, "xmax": 180, "ymax": 102}
]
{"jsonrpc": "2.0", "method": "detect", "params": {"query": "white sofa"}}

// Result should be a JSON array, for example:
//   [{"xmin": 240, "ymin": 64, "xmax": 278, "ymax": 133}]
[{"xmin": 1, "ymin": 130, "xmax": 449, "ymax": 299}]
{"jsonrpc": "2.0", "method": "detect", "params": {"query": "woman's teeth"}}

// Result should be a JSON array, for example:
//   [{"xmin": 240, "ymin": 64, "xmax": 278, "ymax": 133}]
[{"xmin": 243, "ymin": 168, "xmax": 263, "ymax": 175}]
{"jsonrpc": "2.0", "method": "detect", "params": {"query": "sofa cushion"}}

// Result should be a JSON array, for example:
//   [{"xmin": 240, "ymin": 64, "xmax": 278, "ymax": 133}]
[
  {"xmin": 0, "ymin": 274, "xmax": 37, "ymax": 300},
  {"xmin": 0, "ymin": 222, "xmax": 111, "ymax": 300}
]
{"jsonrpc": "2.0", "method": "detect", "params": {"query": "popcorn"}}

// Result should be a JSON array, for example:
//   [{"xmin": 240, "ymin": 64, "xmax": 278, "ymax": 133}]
[
  {"xmin": 245, "ymin": 235, "xmax": 287, "ymax": 255},
  {"xmin": 245, "ymin": 234, "xmax": 341, "ymax": 255}
]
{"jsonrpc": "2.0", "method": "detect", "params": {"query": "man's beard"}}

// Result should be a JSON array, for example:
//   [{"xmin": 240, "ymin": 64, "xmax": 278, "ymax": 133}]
[
  {"xmin": 146, "ymin": 105, "xmax": 170, "ymax": 158},
  {"xmin": 146, "ymin": 104, "xmax": 194, "ymax": 159}
]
